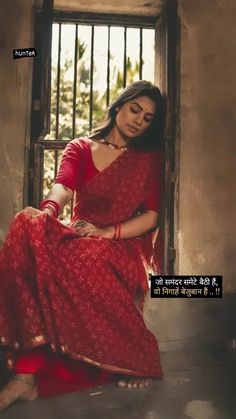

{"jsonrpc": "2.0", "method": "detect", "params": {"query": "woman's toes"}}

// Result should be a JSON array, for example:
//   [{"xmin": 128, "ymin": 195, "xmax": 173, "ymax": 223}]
[
  {"xmin": 117, "ymin": 380, "xmax": 126, "ymax": 388},
  {"xmin": 144, "ymin": 378, "xmax": 152, "ymax": 386},
  {"xmin": 117, "ymin": 377, "xmax": 152, "ymax": 388},
  {"xmin": 138, "ymin": 379, "xmax": 145, "ymax": 388}
]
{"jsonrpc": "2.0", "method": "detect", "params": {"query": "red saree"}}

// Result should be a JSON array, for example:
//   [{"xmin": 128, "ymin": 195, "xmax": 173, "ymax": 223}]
[{"xmin": 0, "ymin": 139, "xmax": 163, "ymax": 396}]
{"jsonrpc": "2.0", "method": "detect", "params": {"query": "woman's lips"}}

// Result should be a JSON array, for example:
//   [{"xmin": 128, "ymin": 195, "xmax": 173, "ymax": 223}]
[{"xmin": 127, "ymin": 124, "xmax": 139, "ymax": 133}]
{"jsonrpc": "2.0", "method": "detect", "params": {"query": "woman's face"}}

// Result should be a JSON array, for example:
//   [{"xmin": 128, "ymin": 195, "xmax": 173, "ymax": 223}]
[{"xmin": 115, "ymin": 95, "xmax": 156, "ymax": 139}]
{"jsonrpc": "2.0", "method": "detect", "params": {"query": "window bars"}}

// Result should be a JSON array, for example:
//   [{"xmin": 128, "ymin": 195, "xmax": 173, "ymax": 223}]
[{"xmin": 32, "ymin": 14, "xmax": 155, "ymax": 219}]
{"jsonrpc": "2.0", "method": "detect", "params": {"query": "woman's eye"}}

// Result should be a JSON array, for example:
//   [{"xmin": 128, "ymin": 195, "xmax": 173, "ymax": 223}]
[
  {"xmin": 144, "ymin": 117, "xmax": 153, "ymax": 124},
  {"xmin": 130, "ymin": 107, "xmax": 139, "ymax": 113}
]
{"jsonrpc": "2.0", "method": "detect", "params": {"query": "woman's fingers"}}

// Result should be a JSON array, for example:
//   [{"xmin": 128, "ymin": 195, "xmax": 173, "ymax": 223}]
[
  {"xmin": 84, "ymin": 231, "xmax": 97, "ymax": 237},
  {"xmin": 73, "ymin": 221, "xmax": 104, "ymax": 237},
  {"xmin": 24, "ymin": 207, "xmax": 42, "ymax": 218},
  {"xmin": 76, "ymin": 222, "xmax": 98, "ymax": 237},
  {"xmin": 74, "ymin": 220, "xmax": 87, "ymax": 228}
]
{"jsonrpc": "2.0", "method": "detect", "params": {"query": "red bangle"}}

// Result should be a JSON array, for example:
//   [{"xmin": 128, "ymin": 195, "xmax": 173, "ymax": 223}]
[
  {"xmin": 39, "ymin": 199, "xmax": 60, "ymax": 218},
  {"xmin": 113, "ymin": 225, "xmax": 117, "ymax": 239},
  {"xmin": 113, "ymin": 223, "xmax": 121, "ymax": 239},
  {"xmin": 117, "ymin": 223, "xmax": 121, "ymax": 239},
  {"xmin": 113, "ymin": 224, "xmax": 117, "ymax": 239}
]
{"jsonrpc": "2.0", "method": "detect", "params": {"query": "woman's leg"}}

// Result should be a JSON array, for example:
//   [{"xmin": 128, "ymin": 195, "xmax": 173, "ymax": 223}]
[
  {"xmin": 0, "ymin": 373, "xmax": 38, "ymax": 412},
  {"xmin": 0, "ymin": 344, "xmax": 116, "ymax": 410},
  {"xmin": 0, "ymin": 347, "xmax": 46, "ymax": 412},
  {"xmin": 0, "ymin": 345, "xmax": 54, "ymax": 411},
  {"xmin": 0, "ymin": 372, "xmax": 38, "ymax": 413}
]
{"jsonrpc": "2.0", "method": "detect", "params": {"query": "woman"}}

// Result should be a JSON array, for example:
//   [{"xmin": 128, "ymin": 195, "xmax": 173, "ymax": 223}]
[{"xmin": 0, "ymin": 80, "xmax": 165, "ymax": 412}]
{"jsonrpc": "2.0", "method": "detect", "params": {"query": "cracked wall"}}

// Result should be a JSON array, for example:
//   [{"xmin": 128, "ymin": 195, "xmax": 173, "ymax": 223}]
[
  {"xmin": 145, "ymin": 0, "xmax": 236, "ymax": 351},
  {"xmin": 178, "ymin": 0, "xmax": 236, "ymax": 289},
  {"xmin": 0, "ymin": 0, "xmax": 34, "ymax": 242}
]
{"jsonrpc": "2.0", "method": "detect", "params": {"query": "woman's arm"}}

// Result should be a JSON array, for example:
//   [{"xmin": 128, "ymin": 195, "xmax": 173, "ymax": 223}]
[
  {"xmin": 109, "ymin": 210, "xmax": 158, "ymax": 239},
  {"xmin": 40, "ymin": 183, "xmax": 73, "ymax": 215},
  {"xmin": 76, "ymin": 210, "xmax": 159, "ymax": 239},
  {"xmin": 40, "ymin": 139, "xmax": 83, "ymax": 216},
  {"xmin": 46, "ymin": 183, "xmax": 73, "ymax": 208}
]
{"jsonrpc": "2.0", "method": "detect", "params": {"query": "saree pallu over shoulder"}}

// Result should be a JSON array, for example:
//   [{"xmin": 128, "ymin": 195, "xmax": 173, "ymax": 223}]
[
  {"xmin": 73, "ymin": 145, "xmax": 163, "ymax": 274},
  {"xmin": 74, "ymin": 146, "xmax": 161, "ymax": 226},
  {"xmin": 0, "ymin": 147, "xmax": 163, "ymax": 378}
]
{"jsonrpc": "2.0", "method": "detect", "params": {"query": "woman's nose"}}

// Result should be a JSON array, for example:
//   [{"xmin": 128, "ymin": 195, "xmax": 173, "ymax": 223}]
[{"xmin": 134, "ymin": 114, "xmax": 143, "ymax": 125}]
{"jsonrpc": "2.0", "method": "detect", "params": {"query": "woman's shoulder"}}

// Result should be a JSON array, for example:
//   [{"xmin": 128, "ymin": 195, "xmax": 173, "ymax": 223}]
[
  {"xmin": 60, "ymin": 138, "xmax": 92, "ymax": 163},
  {"xmin": 62, "ymin": 138, "xmax": 93, "ymax": 157},
  {"xmin": 68, "ymin": 137, "xmax": 92, "ymax": 149}
]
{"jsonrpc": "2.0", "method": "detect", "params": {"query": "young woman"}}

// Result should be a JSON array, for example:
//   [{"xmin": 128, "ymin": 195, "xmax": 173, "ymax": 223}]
[{"xmin": 0, "ymin": 80, "xmax": 165, "ymax": 412}]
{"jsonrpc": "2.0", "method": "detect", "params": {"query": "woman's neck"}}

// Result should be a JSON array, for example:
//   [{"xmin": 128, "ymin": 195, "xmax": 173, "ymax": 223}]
[{"xmin": 106, "ymin": 126, "xmax": 129, "ymax": 147}]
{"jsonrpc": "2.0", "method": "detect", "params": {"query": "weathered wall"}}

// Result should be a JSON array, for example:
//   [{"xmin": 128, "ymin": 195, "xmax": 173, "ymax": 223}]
[
  {"xmin": 178, "ymin": 0, "xmax": 236, "ymax": 290},
  {"xmin": 146, "ymin": 0, "xmax": 236, "ymax": 351},
  {"xmin": 0, "ymin": 0, "xmax": 35, "ymax": 241}
]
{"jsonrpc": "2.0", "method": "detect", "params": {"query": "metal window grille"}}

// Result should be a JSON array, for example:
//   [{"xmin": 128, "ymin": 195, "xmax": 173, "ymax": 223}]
[{"xmin": 34, "ymin": 14, "xmax": 155, "ymax": 221}]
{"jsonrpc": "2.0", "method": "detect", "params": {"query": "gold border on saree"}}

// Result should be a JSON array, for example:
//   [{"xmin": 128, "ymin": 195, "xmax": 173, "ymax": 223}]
[{"xmin": 1, "ymin": 336, "xmax": 157, "ymax": 377}]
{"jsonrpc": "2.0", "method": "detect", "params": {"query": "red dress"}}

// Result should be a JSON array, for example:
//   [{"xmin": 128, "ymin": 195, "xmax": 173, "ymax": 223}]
[{"xmin": 0, "ymin": 138, "xmax": 163, "ymax": 397}]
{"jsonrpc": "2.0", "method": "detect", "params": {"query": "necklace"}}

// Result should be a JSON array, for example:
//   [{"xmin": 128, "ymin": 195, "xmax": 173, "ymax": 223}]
[{"xmin": 100, "ymin": 138, "xmax": 128, "ymax": 151}]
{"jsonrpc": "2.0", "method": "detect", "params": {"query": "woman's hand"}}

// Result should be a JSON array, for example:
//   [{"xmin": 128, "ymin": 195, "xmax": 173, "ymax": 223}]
[
  {"xmin": 74, "ymin": 221, "xmax": 115, "ymax": 239},
  {"xmin": 24, "ymin": 207, "xmax": 43, "ymax": 218},
  {"xmin": 72, "ymin": 209, "xmax": 158, "ymax": 240}
]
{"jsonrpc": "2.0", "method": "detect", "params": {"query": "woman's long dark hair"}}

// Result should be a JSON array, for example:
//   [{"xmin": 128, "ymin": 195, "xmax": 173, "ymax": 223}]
[{"xmin": 89, "ymin": 80, "xmax": 165, "ymax": 151}]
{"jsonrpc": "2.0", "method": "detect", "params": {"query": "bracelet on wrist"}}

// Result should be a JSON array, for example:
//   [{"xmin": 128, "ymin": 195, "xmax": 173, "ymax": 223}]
[
  {"xmin": 39, "ymin": 199, "xmax": 60, "ymax": 218},
  {"xmin": 113, "ymin": 224, "xmax": 118, "ymax": 239},
  {"xmin": 113, "ymin": 223, "xmax": 121, "ymax": 239},
  {"xmin": 117, "ymin": 223, "xmax": 121, "ymax": 239},
  {"xmin": 42, "ymin": 206, "xmax": 55, "ymax": 217}
]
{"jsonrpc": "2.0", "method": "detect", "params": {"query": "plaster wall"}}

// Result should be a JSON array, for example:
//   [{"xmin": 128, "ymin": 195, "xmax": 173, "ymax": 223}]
[
  {"xmin": 146, "ymin": 0, "xmax": 236, "ymax": 351},
  {"xmin": 0, "ymin": 0, "xmax": 35, "ymax": 242},
  {"xmin": 178, "ymin": 0, "xmax": 236, "ymax": 289}
]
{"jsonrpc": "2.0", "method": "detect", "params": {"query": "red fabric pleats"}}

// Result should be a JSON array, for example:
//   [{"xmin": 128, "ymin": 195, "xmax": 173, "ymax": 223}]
[
  {"xmin": 0, "ymin": 146, "xmax": 163, "ymax": 397},
  {"xmin": 0, "ymin": 209, "xmax": 162, "ymax": 390}
]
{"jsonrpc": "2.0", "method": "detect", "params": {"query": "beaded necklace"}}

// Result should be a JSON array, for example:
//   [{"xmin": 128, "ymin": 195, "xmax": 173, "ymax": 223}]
[{"xmin": 100, "ymin": 138, "xmax": 128, "ymax": 151}]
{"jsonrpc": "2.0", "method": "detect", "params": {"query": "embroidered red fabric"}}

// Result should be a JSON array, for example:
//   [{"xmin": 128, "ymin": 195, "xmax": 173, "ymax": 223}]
[
  {"xmin": 0, "ymin": 138, "xmax": 163, "ymax": 397},
  {"xmin": 55, "ymin": 138, "xmax": 162, "ymax": 213}
]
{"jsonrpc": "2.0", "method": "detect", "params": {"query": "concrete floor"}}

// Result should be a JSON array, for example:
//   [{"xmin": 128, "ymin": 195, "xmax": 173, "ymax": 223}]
[{"xmin": 1, "ymin": 350, "xmax": 236, "ymax": 419}]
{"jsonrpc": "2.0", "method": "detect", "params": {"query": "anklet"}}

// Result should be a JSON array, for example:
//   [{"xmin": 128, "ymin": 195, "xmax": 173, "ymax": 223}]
[{"xmin": 12, "ymin": 374, "xmax": 36, "ymax": 388}]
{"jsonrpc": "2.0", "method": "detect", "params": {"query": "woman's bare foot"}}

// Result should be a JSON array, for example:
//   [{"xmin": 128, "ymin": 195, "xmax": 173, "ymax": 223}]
[
  {"xmin": 0, "ymin": 374, "xmax": 38, "ymax": 413},
  {"xmin": 117, "ymin": 377, "xmax": 152, "ymax": 388}
]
